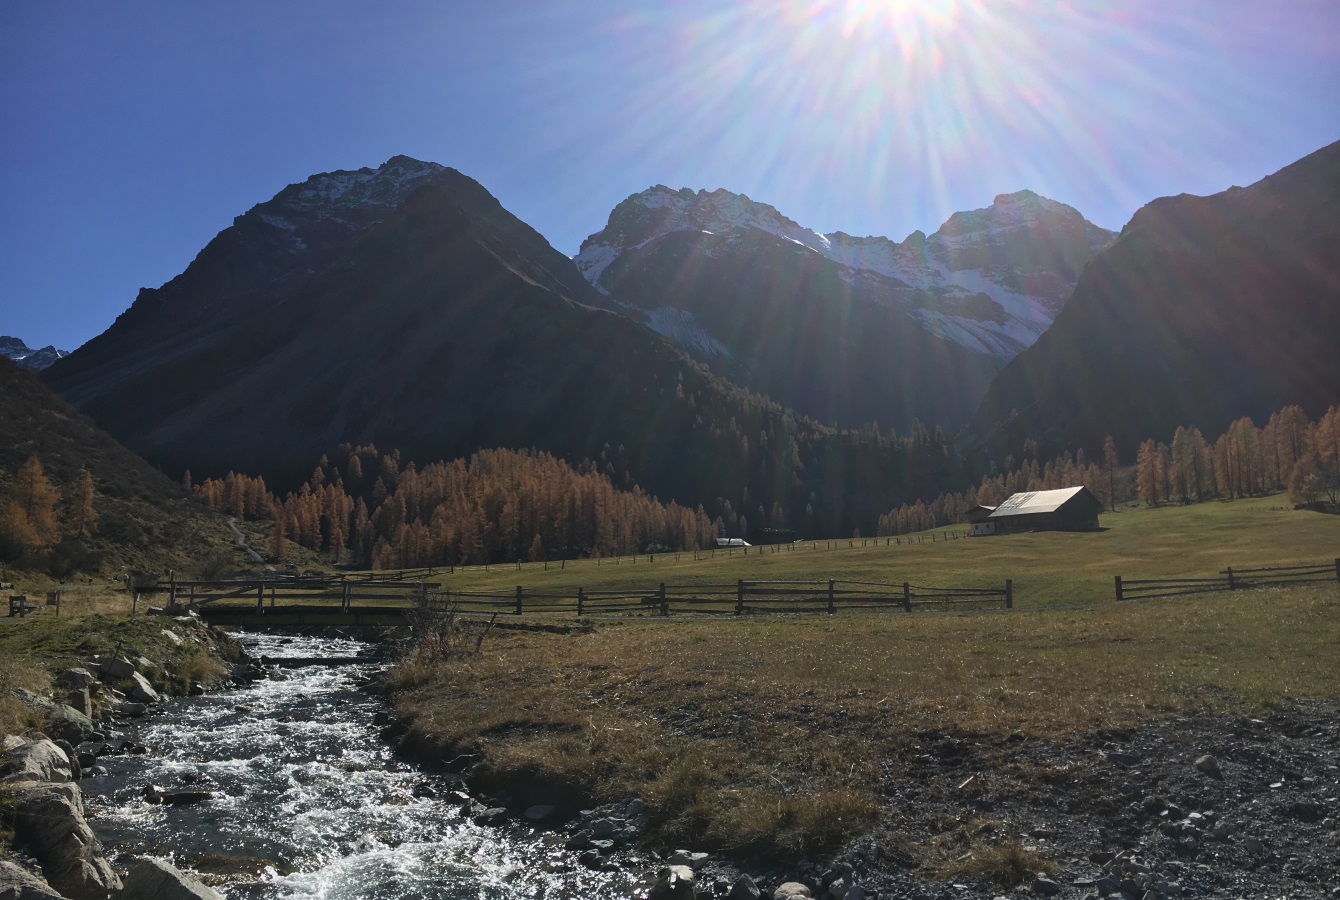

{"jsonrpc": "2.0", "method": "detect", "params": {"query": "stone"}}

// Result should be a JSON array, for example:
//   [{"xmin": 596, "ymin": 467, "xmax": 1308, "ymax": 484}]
[
  {"xmin": 590, "ymin": 817, "xmax": 617, "ymax": 839},
  {"xmin": 91, "ymin": 656, "xmax": 135, "ymax": 680},
  {"xmin": 53, "ymin": 740, "xmax": 80, "ymax": 780},
  {"xmin": 160, "ymin": 628, "xmax": 184, "ymax": 645},
  {"xmin": 648, "ymin": 865, "xmax": 696, "ymax": 900},
  {"xmin": 1032, "ymin": 876, "xmax": 1062, "ymax": 895},
  {"xmin": 127, "ymin": 671, "xmax": 160, "ymax": 704},
  {"xmin": 1242, "ymin": 836, "xmax": 1266, "ymax": 857},
  {"xmin": 523, "ymin": 804, "xmax": 555, "ymax": 822},
  {"xmin": 625, "ymin": 797, "xmax": 645, "ymax": 816},
  {"xmin": 843, "ymin": 887, "xmax": 866, "ymax": 900},
  {"xmin": 118, "ymin": 856, "xmax": 223, "ymax": 900},
  {"xmin": 54, "ymin": 668, "xmax": 97, "ymax": 691},
  {"xmin": 1, "ymin": 739, "xmax": 73, "ymax": 784},
  {"xmin": 0, "ymin": 859, "xmax": 64, "ymax": 899},
  {"xmin": 10, "ymin": 691, "xmax": 95, "ymax": 744},
  {"xmin": 66, "ymin": 688, "xmax": 92, "ymax": 718},
  {"xmin": 668, "ymin": 850, "xmax": 709, "ymax": 870},
  {"xmin": 1194, "ymin": 754, "xmax": 1221, "ymax": 778},
  {"xmin": 472, "ymin": 807, "xmax": 509, "ymax": 826},
  {"xmin": 11, "ymin": 782, "xmax": 121, "ymax": 899},
  {"xmin": 143, "ymin": 786, "xmax": 220, "ymax": 805},
  {"xmin": 775, "ymin": 884, "xmax": 815, "ymax": 900},
  {"xmin": 827, "ymin": 876, "xmax": 850, "ymax": 899},
  {"xmin": 726, "ymin": 874, "xmax": 761, "ymax": 900},
  {"xmin": 119, "ymin": 702, "xmax": 148, "ymax": 717}
]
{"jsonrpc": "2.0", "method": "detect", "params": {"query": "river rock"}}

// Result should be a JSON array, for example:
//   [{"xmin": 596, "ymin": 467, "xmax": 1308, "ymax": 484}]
[
  {"xmin": 118, "ymin": 856, "xmax": 224, "ymax": 900},
  {"xmin": 0, "ymin": 858, "xmax": 64, "ymax": 899},
  {"xmin": 523, "ymin": 804, "xmax": 555, "ymax": 823},
  {"xmin": 648, "ymin": 865, "xmax": 696, "ymax": 900},
  {"xmin": 1195, "ymin": 754, "xmax": 1221, "ymax": 778},
  {"xmin": 54, "ymin": 668, "xmax": 98, "ymax": 691},
  {"xmin": 11, "ymin": 782, "xmax": 121, "ymax": 899},
  {"xmin": 127, "ymin": 672, "xmax": 160, "ymax": 705},
  {"xmin": 1, "ymin": 739, "xmax": 73, "ymax": 784},
  {"xmin": 66, "ymin": 687, "xmax": 92, "ymax": 718},
  {"xmin": 775, "ymin": 883, "xmax": 815, "ymax": 899},
  {"xmin": 727, "ymin": 874, "xmax": 762, "ymax": 900},
  {"xmin": 91, "ymin": 656, "xmax": 135, "ymax": 680},
  {"xmin": 9, "ymin": 691, "xmax": 95, "ymax": 744},
  {"xmin": 668, "ymin": 849, "xmax": 709, "ymax": 870}
]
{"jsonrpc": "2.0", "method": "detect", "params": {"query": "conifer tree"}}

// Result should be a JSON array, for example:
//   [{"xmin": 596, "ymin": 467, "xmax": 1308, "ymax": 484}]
[{"xmin": 12, "ymin": 455, "xmax": 61, "ymax": 551}]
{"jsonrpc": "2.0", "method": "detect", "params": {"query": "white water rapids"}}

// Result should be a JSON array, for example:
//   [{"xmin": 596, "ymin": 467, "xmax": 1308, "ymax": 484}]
[{"xmin": 85, "ymin": 633, "xmax": 643, "ymax": 899}]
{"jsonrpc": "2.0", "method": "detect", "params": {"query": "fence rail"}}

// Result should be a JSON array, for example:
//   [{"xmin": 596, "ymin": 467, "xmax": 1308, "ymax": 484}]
[
  {"xmin": 1115, "ymin": 558, "xmax": 1340, "ymax": 601},
  {"xmin": 425, "ymin": 577, "xmax": 1013, "ymax": 618}
]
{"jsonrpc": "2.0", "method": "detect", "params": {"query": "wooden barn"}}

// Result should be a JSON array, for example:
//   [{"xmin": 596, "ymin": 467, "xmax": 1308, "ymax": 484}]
[{"xmin": 987, "ymin": 486, "xmax": 1102, "ymax": 533}]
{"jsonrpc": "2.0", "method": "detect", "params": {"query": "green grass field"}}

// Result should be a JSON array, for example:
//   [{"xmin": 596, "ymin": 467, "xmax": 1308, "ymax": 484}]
[{"xmin": 369, "ymin": 495, "xmax": 1340, "ymax": 608}]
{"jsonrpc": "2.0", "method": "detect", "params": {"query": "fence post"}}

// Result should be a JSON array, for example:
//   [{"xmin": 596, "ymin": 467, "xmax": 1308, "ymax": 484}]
[
  {"xmin": 1005, "ymin": 579, "xmax": 1013, "ymax": 609},
  {"xmin": 1226, "ymin": 567, "xmax": 1235, "ymax": 590},
  {"xmin": 827, "ymin": 580, "xmax": 836, "ymax": 615},
  {"xmin": 1334, "ymin": 558, "xmax": 1339, "ymax": 582},
  {"xmin": 902, "ymin": 582, "xmax": 911, "ymax": 612},
  {"xmin": 577, "ymin": 588, "xmax": 585, "ymax": 616},
  {"xmin": 169, "ymin": 572, "xmax": 177, "ymax": 609},
  {"xmin": 659, "ymin": 582, "xmax": 668, "ymax": 616},
  {"xmin": 256, "ymin": 584, "xmax": 264, "ymax": 612},
  {"xmin": 736, "ymin": 580, "xmax": 745, "ymax": 615},
  {"xmin": 342, "ymin": 581, "xmax": 351, "ymax": 612},
  {"xmin": 1114, "ymin": 575, "xmax": 1124, "ymax": 602},
  {"xmin": 515, "ymin": 585, "xmax": 523, "ymax": 615}
]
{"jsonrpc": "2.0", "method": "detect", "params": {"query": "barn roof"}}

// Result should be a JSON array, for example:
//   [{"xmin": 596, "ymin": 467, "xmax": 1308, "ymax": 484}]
[{"xmin": 988, "ymin": 486, "xmax": 1091, "ymax": 518}]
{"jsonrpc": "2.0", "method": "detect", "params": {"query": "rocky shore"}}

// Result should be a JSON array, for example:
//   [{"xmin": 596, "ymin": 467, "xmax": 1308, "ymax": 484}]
[{"xmin": 1, "ymin": 614, "xmax": 248, "ymax": 900}]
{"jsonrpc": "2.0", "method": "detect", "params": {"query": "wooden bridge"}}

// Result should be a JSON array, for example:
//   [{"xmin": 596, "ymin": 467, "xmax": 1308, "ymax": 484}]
[{"xmin": 171, "ymin": 576, "xmax": 435, "ymax": 628}]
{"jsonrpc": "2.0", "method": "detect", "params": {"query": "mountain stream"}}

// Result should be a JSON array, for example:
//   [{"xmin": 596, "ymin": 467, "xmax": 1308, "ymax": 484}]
[{"xmin": 86, "ymin": 633, "xmax": 643, "ymax": 899}]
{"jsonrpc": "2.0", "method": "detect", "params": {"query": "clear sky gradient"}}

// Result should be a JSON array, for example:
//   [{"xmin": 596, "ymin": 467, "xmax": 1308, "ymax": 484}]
[{"xmin": 2, "ymin": 0, "xmax": 1336, "ymax": 351}]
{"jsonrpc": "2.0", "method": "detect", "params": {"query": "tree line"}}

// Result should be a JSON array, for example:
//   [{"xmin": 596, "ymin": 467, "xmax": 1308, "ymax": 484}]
[
  {"xmin": 190, "ymin": 445, "xmax": 719, "ymax": 569},
  {"xmin": 876, "ymin": 404, "xmax": 1340, "ymax": 535}
]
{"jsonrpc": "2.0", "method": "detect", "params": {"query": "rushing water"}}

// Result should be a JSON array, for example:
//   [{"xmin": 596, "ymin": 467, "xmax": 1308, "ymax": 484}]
[{"xmin": 86, "ymin": 633, "xmax": 643, "ymax": 899}]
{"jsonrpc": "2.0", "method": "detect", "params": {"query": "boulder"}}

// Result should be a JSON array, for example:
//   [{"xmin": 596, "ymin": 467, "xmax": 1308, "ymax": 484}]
[
  {"xmin": 9, "ymin": 691, "xmax": 95, "ymax": 744},
  {"xmin": 727, "ymin": 874, "xmax": 762, "ymax": 900},
  {"xmin": 54, "ymin": 669, "xmax": 97, "ymax": 691},
  {"xmin": 0, "ymin": 858, "xmax": 64, "ymax": 899},
  {"xmin": 523, "ymin": 804, "xmax": 555, "ymax": 823},
  {"xmin": 648, "ymin": 865, "xmax": 696, "ymax": 900},
  {"xmin": 118, "ymin": 857, "xmax": 223, "ymax": 900},
  {"xmin": 1, "ymin": 740, "xmax": 73, "ymax": 785},
  {"xmin": 775, "ymin": 884, "xmax": 815, "ymax": 900},
  {"xmin": 667, "ymin": 849, "xmax": 709, "ymax": 870},
  {"xmin": 11, "ymin": 782, "xmax": 121, "ymax": 899},
  {"xmin": 91, "ymin": 657, "xmax": 135, "ymax": 680},
  {"xmin": 66, "ymin": 688, "xmax": 92, "ymax": 719},
  {"xmin": 126, "ymin": 672, "xmax": 160, "ymax": 705},
  {"xmin": 1194, "ymin": 754, "xmax": 1221, "ymax": 778}
]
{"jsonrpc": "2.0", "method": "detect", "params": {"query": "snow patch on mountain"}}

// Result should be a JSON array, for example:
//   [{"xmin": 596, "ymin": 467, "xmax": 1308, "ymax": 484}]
[
  {"xmin": 1, "ymin": 336, "xmax": 69, "ymax": 372},
  {"xmin": 575, "ymin": 186, "xmax": 1116, "ymax": 362},
  {"xmin": 642, "ymin": 307, "xmax": 729, "ymax": 360}
]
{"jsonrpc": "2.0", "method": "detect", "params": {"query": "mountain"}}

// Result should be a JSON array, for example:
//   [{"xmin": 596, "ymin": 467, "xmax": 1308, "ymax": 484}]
[
  {"xmin": 574, "ymin": 187, "xmax": 1115, "ymax": 430},
  {"xmin": 1, "ymin": 336, "xmax": 69, "ymax": 371},
  {"xmin": 43, "ymin": 157, "xmax": 941, "ymax": 534},
  {"xmin": 970, "ymin": 140, "xmax": 1340, "ymax": 459}
]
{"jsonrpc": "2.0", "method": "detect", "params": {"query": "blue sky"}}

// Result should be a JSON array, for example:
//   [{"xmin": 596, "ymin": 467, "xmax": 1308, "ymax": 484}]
[{"xmin": 2, "ymin": 0, "xmax": 1336, "ymax": 351}]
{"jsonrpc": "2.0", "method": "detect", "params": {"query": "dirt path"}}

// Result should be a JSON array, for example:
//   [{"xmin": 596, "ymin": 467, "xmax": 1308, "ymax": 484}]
[{"xmin": 227, "ymin": 516, "xmax": 265, "ymax": 564}]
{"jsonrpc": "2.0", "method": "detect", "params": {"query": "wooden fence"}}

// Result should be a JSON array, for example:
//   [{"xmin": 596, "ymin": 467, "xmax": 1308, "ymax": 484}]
[
  {"xmin": 168, "ymin": 576, "xmax": 435, "ymax": 612},
  {"xmin": 428, "ymin": 577, "xmax": 1013, "ymax": 618},
  {"xmin": 1115, "ymin": 559, "xmax": 1340, "ymax": 601}
]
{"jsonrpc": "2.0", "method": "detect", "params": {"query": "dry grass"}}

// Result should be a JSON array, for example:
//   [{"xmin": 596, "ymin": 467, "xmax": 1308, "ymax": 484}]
[
  {"xmin": 391, "ymin": 582, "xmax": 1340, "ymax": 861},
  {"xmin": 926, "ymin": 836, "xmax": 1057, "ymax": 887},
  {"xmin": 0, "ymin": 655, "xmax": 51, "ymax": 737}
]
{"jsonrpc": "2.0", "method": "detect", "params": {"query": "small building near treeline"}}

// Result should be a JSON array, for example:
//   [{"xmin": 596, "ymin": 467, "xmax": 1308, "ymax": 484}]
[
  {"xmin": 967, "ymin": 505, "xmax": 998, "ymax": 536},
  {"xmin": 716, "ymin": 537, "xmax": 752, "ymax": 548},
  {"xmin": 986, "ymin": 486, "xmax": 1102, "ymax": 533}
]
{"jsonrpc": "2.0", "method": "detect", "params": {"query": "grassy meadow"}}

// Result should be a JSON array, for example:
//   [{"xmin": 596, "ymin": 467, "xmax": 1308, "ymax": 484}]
[
  {"xmin": 382, "ymin": 495, "xmax": 1340, "ymax": 609},
  {"xmin": 385, "ymin": 496, "xmax": 1340, "ymax": 863}
]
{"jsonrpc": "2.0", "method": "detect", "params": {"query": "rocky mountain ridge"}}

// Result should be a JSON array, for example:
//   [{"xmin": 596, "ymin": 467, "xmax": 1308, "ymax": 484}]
[
  {"xmin": 576, "ymin": 185, "xmax": 1116, "ymax": 363},
  {"xmin": 0, "ymin": 336, "xmax": 69, "ymax": 371}
]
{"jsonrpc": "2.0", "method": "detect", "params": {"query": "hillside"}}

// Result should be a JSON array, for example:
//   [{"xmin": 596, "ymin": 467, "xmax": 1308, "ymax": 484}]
[
  {"xmin": 0, "ymin": 357, "xmax": 230, "ymax": 575},
  {"xmin": 971, "ymin": 140, "xmax": 1340, "ymax": 458}
]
